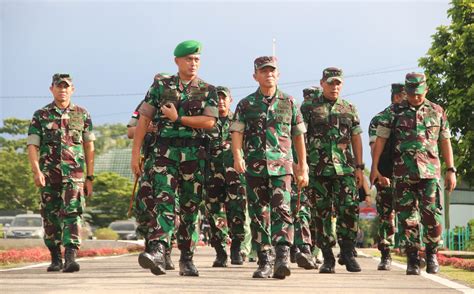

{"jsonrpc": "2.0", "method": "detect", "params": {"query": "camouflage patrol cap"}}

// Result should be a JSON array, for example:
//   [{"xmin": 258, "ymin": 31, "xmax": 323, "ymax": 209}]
[
  {"xmin": 391, "ymin": 83, "xmax": 405, "ymax": 94},
  {"xmin": 405, "ymin": 73, "xmax": 427, "ymax": 94},
  {"xmin": 174, "ymin": 40, "xmax": 202, "ymax": 57},
  {"xmin": 216, "ymin": 86, "xmax": 231, "ymax": 98},
  {"xmin": 322, "ymin": 67, "xmax": 343, "ymax": 83},
  {"xmin": 254, "ymin": 56, "xmax": 278, "ymax": 70},
  {"xmin": 303, "ymin": 86, "xmax": 323, "ymax": 99},
  {"xmin": 52, "ymin": 73, "xmax": 73, "ymax": 86}
]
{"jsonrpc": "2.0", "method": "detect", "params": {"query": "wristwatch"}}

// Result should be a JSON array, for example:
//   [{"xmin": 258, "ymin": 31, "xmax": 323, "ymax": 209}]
[
  {"xmin": 175, "ymin": 116, "xmax": 182, "ymax": 125},
  {"xmin": 86, "ymin": 175, "xmax": 95, "ymax": 182},
  {"xmin": 447, "ymin": 167, "xmax": 457, "ymax": 174},
  {"xmin": 355, "ymin": 163, "xmax": 365, "ymax": 170}
]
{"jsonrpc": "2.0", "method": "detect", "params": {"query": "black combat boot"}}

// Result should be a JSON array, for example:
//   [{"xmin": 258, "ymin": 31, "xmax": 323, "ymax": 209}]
[
  {"xmin": 165, "ymin": 246, "xmax": 175, "ymax": 270},
  {"xmin": 340, "ymin": 240, "xmax": 361, "ymax": 272},
  {"xmin": 319, "ymin": 247, "xmax": 336, "ymax": 274},
  {"xmin": 230, "ymin": 239, "xmax": 243, "ymax": 265},
  {"xmin": 337, "ymin": 240, "xmax": 345, "ymax": 265},
  {"xmin": 138, "ymin": 240, "xmax": 166, "ymax": 275},
  {"xmin": 47, "ymin": 245, "xmax": 63, "ymax": 272},
  {"xmin": 212, "ymin": 244, "xmax": 228, "ymax": 267},
  {"xmin": 252, "ymin": 250, "xmax": 272, "ymax": 278},
  {"xmin": 426, "ymin": 246, "xmax": 439, "ymax": 274},
  {"xmin": 377, "ymin": 247, "xmax": 392, "ymax": 271},
  {"xmin": 63, "ymin": 245, "xmax": 80, "ymax": 273},
  {"xmin": 406, "ymin": 250, "xmax": 421, "ymax": 275},
  {"xmin": 179, "ymin": 250, "xmax": 199, "ymax": 276},
  {"xmin": 273, "ymin": 244, "xmax": 291, "ymax": 279},
  {"xmin": 296, "ymin": 244, "xmax": 317, "ymax": 270},
  {"xmin": 290, "ymin": 245, "xmax": 299, "ymax": 263}
]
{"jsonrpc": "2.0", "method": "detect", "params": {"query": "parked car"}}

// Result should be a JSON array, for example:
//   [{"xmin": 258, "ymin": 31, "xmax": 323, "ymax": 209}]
[
  {"xmin": 5, "ymin": 214, "xmax": 44, "ymax": 239},
  {"xmin": 108, "ymin": 220, "xmax": 138, "ymax": 240},
  {"xmin": 0, "ymin": 216, "xmax": 15, "ymax": 227}
]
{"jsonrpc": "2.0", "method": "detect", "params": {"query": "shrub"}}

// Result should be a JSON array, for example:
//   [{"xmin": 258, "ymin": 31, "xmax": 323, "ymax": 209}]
[{"xmin": 94, "ymin": 227, "xmax": 119, "ymax": 240}]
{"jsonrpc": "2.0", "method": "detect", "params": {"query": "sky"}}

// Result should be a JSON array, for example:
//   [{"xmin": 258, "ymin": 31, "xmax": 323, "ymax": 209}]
[{"xmin": 0, "ymin": 0, "xmax": 451, "ymax": 165}]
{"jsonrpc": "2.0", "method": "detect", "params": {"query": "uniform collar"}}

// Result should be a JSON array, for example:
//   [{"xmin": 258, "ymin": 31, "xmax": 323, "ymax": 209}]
[
  {"xmin": 47, "ymin": 101, "xmax": 76, "ymax": 113},
  {"xmin": 176, "ymin": 74, "xmax": 201, "ymax": 92}
]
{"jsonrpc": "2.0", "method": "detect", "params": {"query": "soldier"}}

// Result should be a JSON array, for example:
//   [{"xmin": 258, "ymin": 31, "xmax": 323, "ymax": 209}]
[
  {"xmin": 368, "ymin": 83, "xmax": 406, "ymax": 271},
  {"xmin": 131, "ymin": 40, "xmax": 218, "ymax": 277},
  {"xmin": 230, "ymin": 56, "xmax": 308, "ymax": 279},
  {"xmin": 27, "ymin": 73, "xmax": 95, "ymax": 273},
  {"xmin": 370, "ymin": 73, "xmax": 456, "ymax": 275},
  {"xmin": 301, "ymin": 67, "xmax": 364, "ymax": 274},
  {"xmin": 204, "ymin": 86, "xmax": 247, "ymax": 267}
]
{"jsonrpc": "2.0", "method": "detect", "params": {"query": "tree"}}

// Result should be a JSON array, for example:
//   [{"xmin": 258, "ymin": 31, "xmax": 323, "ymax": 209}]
[
  {"xmin": 86, "ymin": 172, "xmax": 133, "ymax": 228},
  {"xmin": 419, "ymin": 0, "xmax": 474, "ymax": 185},
  {"xmin": 93, "ymin": 124, "xmax": 132, "ymax": 155},
  {"xmin": 0, "ymin": 118, "xmax": 30, "ymax": 151}
]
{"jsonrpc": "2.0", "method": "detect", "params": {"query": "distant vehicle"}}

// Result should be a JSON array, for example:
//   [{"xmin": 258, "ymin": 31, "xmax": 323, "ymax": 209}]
[
  {"xmin": 6, "ymin": 214, "xmax": 44, "ymax": 239},
  {"xmin": 81, "ymin": 221, "xmax": 94, "ymax": 240},
  {"xmin": 0, "ymin": 216, "xmax": 15, "ymax": 227},
  {"xmin": 108, "ymin": 220, "xmax": 138, "ymax": 240}
]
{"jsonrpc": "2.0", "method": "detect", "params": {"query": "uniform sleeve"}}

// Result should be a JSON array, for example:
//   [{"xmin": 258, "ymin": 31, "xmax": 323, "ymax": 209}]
[
  {"xmin": 439, "ymin": 109, "xmax": 452, "ymax": 140},
  {"xmin": 229, "ymin": 101, "xmax": 245, "ymax": 133},
  {"xmin": 291, "ymin": 101, "xmax": 306, "ymax": 137},
  {"xmin": 351, "ymin": 105, "xmax": 363, "ymax": 135},
  {"xmin": 26, "ymin": 111, "xmax": 42, "ymax": 146},
  {"xmin": 139, "ymin": 80, "xmax": 160, "ymax": 119},
  {"xmin": 202, "ymin": 87, "xmax": 219, "ymax": 118},
  {"xmin": 368, "ymin": 115, "xmax": 380, "ymax": 144},
  {"xmin": 376, "ymin": 107, "xmax": 394, "ymax": 139},
  {"xmin": 127, "ymin": 101, "xmax": 143, "ymax": 127},
  {"xmin": 82, "ymin": 110, "xmax": 96, "ymax": 142}
]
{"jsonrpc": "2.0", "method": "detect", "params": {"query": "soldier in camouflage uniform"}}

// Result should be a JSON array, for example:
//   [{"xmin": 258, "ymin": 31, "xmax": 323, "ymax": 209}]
[
  {"xmin": 371, "ymin": 73, "xmax": 456, "ymax": 275},
  {"xmin": 301, "ymin": 67, "xmax": 364, "ymax": 274},
  {"xmin": 204, "ymin": 86, "xmax": 247, "ymax": 267},
  {"xmin": 368, "ymin": 83, "xmax": 406, "ymax": 271},
  {"xmin": 131, "ymin": 40, "xmax": 218, "ymax": 277},
  {"xmin": 27, "ymin": 73, "xmax": 95, "ymax": 273},
  {"xmin": 230, "ymin": 56, "xmax": 308, "ymax": 279}
]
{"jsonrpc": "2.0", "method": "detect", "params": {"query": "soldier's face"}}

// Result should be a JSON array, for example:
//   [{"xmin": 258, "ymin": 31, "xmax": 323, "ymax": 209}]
[
  {"xmin": 321, "ymin": 79, "xmax": 343, "ymax": 100},
  {"xmin": 407, "ymin": 90, "xmax": 427, "ymax": 106},
  {"xmin": 392, "ymin": 91, "xmax": 406, "ymax": 104},
  {"xmin": 218, "ymin": 93, "xmax": 231, "ymax": 115},
  {"xmin": 50, "ymin": 82, "xmax": 74, "ymax": 104},
  {"xmin": 175, "ymin": 54, "xmax": 200, "ymax": 80},
  {"xmin": 253, "ymin": 66, "xmax": 279, "ymax": 88}
]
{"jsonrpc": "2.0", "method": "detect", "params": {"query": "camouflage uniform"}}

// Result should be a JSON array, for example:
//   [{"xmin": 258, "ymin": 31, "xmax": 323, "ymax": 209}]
[
  {"xmin": 136, "ymin": 74, "xmax": 218, "ymax": 253},
  {"xmin": 376, "ymin": 99, "xmax": 450, "ymax": 252},
  {"xmin": 369, "ymin": 111, "xmax": 396, "ymax": 251},
  {"xmin": 27, "ymin": 102, "xmax": 95, "ymax": 249},
  {"xmin": 301, "ymin": 91, "xmax": 362, "ymax": 249},
  {"xmin": 205, "ymin": 110, "xmax": 247, "ymax": 249},
  {"xmin": 230, "ymin": 88, "xmax": 306, "ymax": 252}
]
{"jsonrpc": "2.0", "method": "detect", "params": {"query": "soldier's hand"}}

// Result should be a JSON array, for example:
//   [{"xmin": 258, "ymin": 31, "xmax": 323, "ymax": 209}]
[
  {"xmin": 445, "ymin": 171, "xmax": 456, "ymax": 193},
  {"xmin": 364, "ymin": 196, "xmax": 372, "ymax": 207},
  {"xmin": 131, "ymin": 153, "xmax": 142, "ymax": 177},
  {"xmin": 234, "ymin": 157, "xmax": 246, "ymax": 174},
  {"xmin": 355, "ymin": 169, "xmax": 364, "ymax": 189},
  {"xmin": 160, "ymin": 103, "xmax": 178, "ymax": 122},
  {"xmin": 146, "ymin": 122, "xmax": 158, "ymax": 133},
  {"xmin": 370, "ymin": 168, "xmax": 379, "ymax": 187},
  {"xmin": 33, "ymin": 171, "xmax": 46, "ymax": 188},
  {"xmin": 296, "ymin": 163, "xmax": 309, "ymax": 188},
  {"xmin": 84, "ymin": 179, "xmax": 93, "ymax": 197}
]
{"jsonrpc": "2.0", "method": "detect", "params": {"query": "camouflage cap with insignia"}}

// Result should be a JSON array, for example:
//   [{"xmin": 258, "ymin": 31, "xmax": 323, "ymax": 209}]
[
  {"xmin": 322, "ymin": 67, "xmax": 343, "ymax": 83},
  {"xmin": 405, "ymin": 72, "xmax": 427, "ymax": 94},
  {"xmin": 216, "ymin": 86, "xmax": 231, "ymax": 98},
  {"xmin": 303, "ymin": 86, "xmax": 323, "ymax": 99},
  {"xmin": 174, "ymin": 40, "xmax": 202, "ymax": 57},
  {"xmin": 52, "ymin": 73, "xmax": 73, "ymax": 86},
  {"xmin": 391, "ymin": 83, "xmax": 405, "ymax": 94},
  {"xmin": 254, "ymin": 56, "xmax": 278, "ymax": 70}
]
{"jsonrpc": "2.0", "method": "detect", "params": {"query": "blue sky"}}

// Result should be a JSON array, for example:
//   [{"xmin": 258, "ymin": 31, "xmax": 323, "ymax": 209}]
[{"xmin": 1, "ymin": 0, "xmax": 450, "ymax": 164}]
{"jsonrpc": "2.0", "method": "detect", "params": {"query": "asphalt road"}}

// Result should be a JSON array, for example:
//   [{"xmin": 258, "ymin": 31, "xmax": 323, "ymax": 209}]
[{"xmin": 1, "ymin": 246, "xmax": 472, "ymax": 294}]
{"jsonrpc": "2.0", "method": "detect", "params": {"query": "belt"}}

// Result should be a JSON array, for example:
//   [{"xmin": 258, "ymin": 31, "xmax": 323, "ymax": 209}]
[{"xmin": 157, "ymin": 137, "xmax": 206, "ymax": 148}]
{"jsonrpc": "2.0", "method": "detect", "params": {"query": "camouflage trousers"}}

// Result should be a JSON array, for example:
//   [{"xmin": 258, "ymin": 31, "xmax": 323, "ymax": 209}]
[
  {"xmin": 395, "ymin": 178, "xmax": 443, "ymax": 252},
  {"xmin": 246, "ymin": 174, "xmax": 293, "ymax": 252},
  {"xmin": 290, "ymin": 182, "xmax": 312, "ymax": 246},
  {"xmin": 135, "ymin": 145, "xmax": 204, "ymax": 252},
  {"xmin": 308, "ymin": 175, "xmax": 359, "ymax": 248},
  {"xmin": 205, "ymin": 162, "xmax": 247, "ymax": 249},
  {"xmin": 375, "ymin": 183, "xmax": 396, "ymax": 251},
  {"xmin": 40, "ymin": 181, "xmax": 85, "ymax": 249}
]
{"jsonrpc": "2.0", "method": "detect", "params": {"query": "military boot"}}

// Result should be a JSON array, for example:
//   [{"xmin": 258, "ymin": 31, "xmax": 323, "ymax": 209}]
[
  {"xmin": 290, "ymin": 245, "xmax": 299, "ymax": 263},
  {"xmin": 252, "ymin": 250, "xmax": 272, "ymax": 278},
  {"xmin": 406, "ymin": 250, "xmax": 421, "ymax": 275},
  {"xmin": 63, "ymin": 245, "xmax": 80, "ymax": 273},
  {"xmin": 179, "ymin": 250, "xmax": 199, "ymax": 276},
  {"xmin": 296, "ymin": 244, "xmax": 317, "ymax": 270},
  {"xmin": 319, "ymin": 247, "xmax": 336, "ymax": 274},
  {"xmin": 273, "ymin": 245, "xmax": 291, "ymax": 279},
  {"xmin": 212, "ymin": 244, "xmax": 228, "ymax": 267},
  {"xmin": 337, "ymin": 241, "xmax": 345, "ymax": 265},
  {"xmin": 340, "ymin": 240, "xmax": 361, "ymax": 272},
  {"xmin": 47, "ymin": 245, "xmax": 63, "ymax": 272},
  {"xmin": 426, "ymin": 247, "xmax": 439, "ymax": 274},
  {"xmin": 230, "ymin": 239, "xmax": 243, "ymax": 265},
  {"xmin": 138, "ymin": 240, "xmax": 166, "ymax": 275},
  {"xmin": 377, "ymin": 248, "xmax": 392, "ymax": 271},
  {"xmin": 165, "ymin": 246, "xmax": 175, "ymax": 270}
]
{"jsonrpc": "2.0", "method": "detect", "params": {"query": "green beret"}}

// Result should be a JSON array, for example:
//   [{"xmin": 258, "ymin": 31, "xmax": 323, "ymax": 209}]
[{"xmin": 174, "ymin": 40, "xmax": 202, "ymax": 57}]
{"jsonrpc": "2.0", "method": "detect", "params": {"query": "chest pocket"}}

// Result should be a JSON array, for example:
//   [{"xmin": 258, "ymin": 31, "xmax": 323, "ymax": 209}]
[
  {"xmin": 44, "ymin": 125, "xmax": 60, "ymax": 144},
  {"xmin": 424, "ymin": 117, "xmax": 440, "ymax": 141},
  {"xmin": 339, "ymin": 116, "xmax": 353, "ymax": 137},
  {"xmin": 182, "ymin": 99, "xmax": 203, "ymax": 116},
  {"xmin": 274, "ymin": 99, "xmax": 292, "ymax": 124},
  {"xmin": 160, "ymin": 89, "xmax": 180, "ymax": 108}
]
